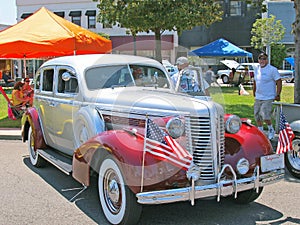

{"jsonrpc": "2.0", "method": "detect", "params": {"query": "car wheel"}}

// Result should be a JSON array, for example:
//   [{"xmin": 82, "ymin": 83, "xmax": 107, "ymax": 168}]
[
  {"xmin": 285, "ymin": 138, "xmax": 300, "ymax": 178},
  {"xmin": 98, "ymin": 156, "xmax": 142, "ymax": 225},
  {"xmin": 28, "ymin": 127, "xmax": 46, "ymax": 167},
  {"xmin": 222, "ymin": 75, "xmax": 229, "ymax": 84},
  {"xmin": 233, "ymin": 187, "xmax": 263, "ymax": 204},
  {"xmin": 285, "ymin": 78, "xmax": 294, "ymax": 83}
]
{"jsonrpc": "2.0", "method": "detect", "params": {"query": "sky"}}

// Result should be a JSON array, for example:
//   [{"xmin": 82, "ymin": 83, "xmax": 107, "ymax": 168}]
[{"xmin": 0, "ymin": 0, "xmax": 17, "ymax": 25}]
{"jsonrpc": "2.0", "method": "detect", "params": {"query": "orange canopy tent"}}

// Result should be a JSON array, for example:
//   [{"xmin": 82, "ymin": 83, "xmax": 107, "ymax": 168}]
[{"xmin": 0, "ymin": 7, "xmax": 112, "ymax": 58}]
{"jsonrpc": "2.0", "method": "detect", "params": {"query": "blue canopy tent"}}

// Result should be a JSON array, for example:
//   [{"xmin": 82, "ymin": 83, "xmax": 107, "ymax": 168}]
[
  {"xmin": 189, "ymin": 38, "xmax": 253, "ymax": 58},
  {"xmin": 285, "ymin": 57, "xmax": 294, "ymax": 67}
]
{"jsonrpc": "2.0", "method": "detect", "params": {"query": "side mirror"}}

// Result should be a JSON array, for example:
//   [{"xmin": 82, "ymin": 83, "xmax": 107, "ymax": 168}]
[{"xmin": 62, "ymin": 72, "xmax": 72, "ymax": 81}]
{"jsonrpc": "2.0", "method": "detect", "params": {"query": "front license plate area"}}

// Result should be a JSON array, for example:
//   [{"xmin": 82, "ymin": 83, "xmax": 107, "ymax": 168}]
[{"xmin": 260, "ymin": 153, "xmax": 284, "ymax": 173}]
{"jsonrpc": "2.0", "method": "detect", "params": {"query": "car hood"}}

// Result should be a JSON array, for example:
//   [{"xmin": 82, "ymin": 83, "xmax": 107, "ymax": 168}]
[
  {"xmin": 220, "ymin": 60, "xmax": 240, "ymax": 69},
  {"xmin": 84, "ymin": 87, "xmax": 214, "ymax": 117}
]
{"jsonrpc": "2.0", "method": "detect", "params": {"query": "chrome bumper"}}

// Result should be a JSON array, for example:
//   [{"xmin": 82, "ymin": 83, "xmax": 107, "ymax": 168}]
[{"xmin": 136, "ymin": 167, "xmax": 284, "ymax": 205}]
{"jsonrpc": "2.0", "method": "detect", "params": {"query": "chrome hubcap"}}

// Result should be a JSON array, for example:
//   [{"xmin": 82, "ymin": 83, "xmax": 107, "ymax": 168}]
[
  {"xmin": 103, "ymin": 169, "xmax": 122, "ymax": 214},
  {"xmin": 287, "ymin": 139, "xmax": 300, "ymax": 170}
]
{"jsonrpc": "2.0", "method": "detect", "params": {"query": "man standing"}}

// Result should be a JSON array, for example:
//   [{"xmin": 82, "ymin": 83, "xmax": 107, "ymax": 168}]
[
  {"xmin": 253, "ymin": 52, "xmax": 282, "ymax": 140},
  {"xmin": 172, "ymin": 56, "xmax": 209, "ymax": 95},
  {"xmin": 2, "ymin": 70, "xmax": 14, "ymax": 87},
  {"xmin": 205, "ymin": 66, "xmax": 215, "ymax": 85}
]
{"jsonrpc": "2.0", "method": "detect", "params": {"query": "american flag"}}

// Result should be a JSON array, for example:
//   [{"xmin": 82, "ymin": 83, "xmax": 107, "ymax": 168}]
[
  {"xmin": 144, "ymin": 118, "xmax": 193, "ymax": 170},
  {"xmin": 276, "ymin": 110, "xmax": 295, "ymax": 154}
]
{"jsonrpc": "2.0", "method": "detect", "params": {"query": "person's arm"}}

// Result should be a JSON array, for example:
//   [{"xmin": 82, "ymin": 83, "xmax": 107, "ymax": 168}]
[
  {"xmin": 253, "ymin": 80, "xmax": 256, "ymax": 97},
  {"xmin": 275, "ymin": 79, "xmax": 282, "ymax": 101}
]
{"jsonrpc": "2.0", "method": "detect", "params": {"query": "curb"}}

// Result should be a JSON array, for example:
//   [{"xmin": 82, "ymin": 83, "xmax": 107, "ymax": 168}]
[{"xmin": 0, "ymin": 128, "xmax": 22, "ymax": 140}]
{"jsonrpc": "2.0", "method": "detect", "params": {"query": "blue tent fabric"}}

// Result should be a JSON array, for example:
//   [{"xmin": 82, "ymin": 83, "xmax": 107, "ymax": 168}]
[
  {"xmin": 189, "ymin": 38, "xmax": 252, "ymax": 58},
  {"xmin": 285, "ymin": 57, "xmax": 294, "ymax": 67}
]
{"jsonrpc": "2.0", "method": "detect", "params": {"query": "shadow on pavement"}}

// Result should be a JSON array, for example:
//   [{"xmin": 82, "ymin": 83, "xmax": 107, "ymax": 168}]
[{"xmin": 23, "ymin": 156, "xmax": 297, "ymax": 225}]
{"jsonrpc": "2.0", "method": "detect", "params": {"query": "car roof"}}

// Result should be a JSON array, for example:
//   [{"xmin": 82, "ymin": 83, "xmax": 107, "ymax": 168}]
[{"xmin": 41, "ymin": 54, "xmax": 165, "ymax": 72}]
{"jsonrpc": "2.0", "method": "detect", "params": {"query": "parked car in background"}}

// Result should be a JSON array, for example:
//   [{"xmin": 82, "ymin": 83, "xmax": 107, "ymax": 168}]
[
  {"xmin": 217, "ymin": 60, "xmax": 294, "ymax": 84},
  {"xmin": 278, "ymin": 69, "xmax": 294, "ymax": 83},
  {"xmin": 217, "ymin": 60, "xmax": 256, "ymax": 85},
  {"xmin": 22, "ymin": 54, "xmax": 284, "ymax": 225}
]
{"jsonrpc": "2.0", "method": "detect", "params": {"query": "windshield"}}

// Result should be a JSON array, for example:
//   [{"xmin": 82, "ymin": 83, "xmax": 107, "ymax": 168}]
[
  {"xmin": 85, "ymin": 65, "xmax": 170, "ymax": 90},
  {"xmin": 174, "ymin": 66, "xmax": 208, "ymax": 96}
]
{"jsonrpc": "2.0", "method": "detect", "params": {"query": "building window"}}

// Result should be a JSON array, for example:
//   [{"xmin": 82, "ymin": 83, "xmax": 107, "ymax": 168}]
[
  {"xmin": 21, "ymin": 13, "xmax": 33, "ymax": 19},
  {"xmin": 54, "ymin": 11, "xmax": 65, "ymax": 18},
  {"xmin": 230, "ymin": 1, "xmax": 242, "ymax": 16},
  {"xmin": 85, "ymin": 10, "xmax": 96, "ymax": 29},
  {"xmin": 69, "ymin": 11, "xmax": 82, "ymax": 26}
]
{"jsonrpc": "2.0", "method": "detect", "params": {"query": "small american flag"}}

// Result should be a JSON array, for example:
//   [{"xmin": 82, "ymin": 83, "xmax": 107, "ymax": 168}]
[
  {"xmin": 276, "ymin": 110, "xmax": 295, "ymax": 154},
  {"xmin": 144, "ymin": 118, "xmax": 193, "ymax": 170}
]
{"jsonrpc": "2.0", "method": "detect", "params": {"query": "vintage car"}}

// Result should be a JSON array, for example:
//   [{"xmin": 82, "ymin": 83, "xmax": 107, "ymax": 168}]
[
  {"xmin": 217, "ymin": 60, "xmax": 294, "ymax": 84},
  {"xmin": 273, "ymin": 102, "xmax": 300, "ymax": 178},
  {"xmin": 21, "ymin": 54, "xmax": 284, "ymax": 225}
]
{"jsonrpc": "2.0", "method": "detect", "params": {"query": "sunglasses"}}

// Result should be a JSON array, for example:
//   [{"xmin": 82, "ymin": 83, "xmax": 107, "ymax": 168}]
[{"xmin": 259, "ymin": 57, "xmax": 267, "ymax": 60}]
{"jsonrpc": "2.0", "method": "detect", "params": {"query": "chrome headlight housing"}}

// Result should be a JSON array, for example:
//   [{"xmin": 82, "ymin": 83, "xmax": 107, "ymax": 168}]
[
  {"xmin": 236, "ymin": 158, "xmax": 250, "ymax": 175},
  {"xmin": 166, "ymin": 118, "xmax": 185, "ymax": 139},
  {"xmin": 225, "ymin": 115, "xmax": 241, "ymax": 134}
]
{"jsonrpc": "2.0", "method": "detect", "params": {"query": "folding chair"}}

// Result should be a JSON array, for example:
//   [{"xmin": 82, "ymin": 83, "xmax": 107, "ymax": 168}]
[{"xmin": 0, "ymin": 86, "xmax": 25, "ymax": 120}]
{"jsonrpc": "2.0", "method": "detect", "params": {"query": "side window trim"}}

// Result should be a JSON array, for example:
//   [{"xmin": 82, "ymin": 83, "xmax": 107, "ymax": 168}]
[
  {"xmin": 55, "ymin": 66, "xmax": 78, "ymax": 96},
  {"xmin": 40, "ymin": 66, "xmax": 55, "ymax": 95}
]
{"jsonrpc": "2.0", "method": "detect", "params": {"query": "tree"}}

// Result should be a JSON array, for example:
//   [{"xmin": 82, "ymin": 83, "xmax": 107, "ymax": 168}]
[
  {"xmin": 293, "ymin": 0, "xmax": 300, "ymax": 103},
  {"xmin": 271, "ymin": 44, "xmax": 287, "ymax": 69},
  {"xmin": 250, "ymin": 0, "xmax": 299, "ymax": 103},
  {"xmin": 250, "ymin": 14, "xmax": 285, "ymax": 62},
  {"xmin": 94, "ymin": 0, "xmax": 222, "ymax": 62}
]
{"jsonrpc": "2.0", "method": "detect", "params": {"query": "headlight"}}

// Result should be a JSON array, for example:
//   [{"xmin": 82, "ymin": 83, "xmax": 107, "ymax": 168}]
[
  {"xmin": 225, "ymin": 115, "xmax": 241, "ymax": 134},
  {"xmin": 236, "ymin": 158, "xmax": 249, "ymax": 175},
  {"xmin": 166, "ymin": 118, "xmax": 185, "ymax": 139}
]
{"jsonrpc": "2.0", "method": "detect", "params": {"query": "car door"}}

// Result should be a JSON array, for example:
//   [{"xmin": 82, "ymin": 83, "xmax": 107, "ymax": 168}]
[
  {"xmin": 51, "ymin": 66, "xmax": 79, "ymax": 155},
  {"xmin": 35, "ymin": 67, "xmax": 56, "ymax": 147}
]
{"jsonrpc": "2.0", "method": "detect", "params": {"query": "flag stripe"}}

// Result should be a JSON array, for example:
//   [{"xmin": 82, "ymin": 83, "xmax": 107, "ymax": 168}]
[
  {"xmin": 145, "ymin": 140, "xmax": 193, "ymax": 164},
  {"xmin": 144, "ymin": 118, "xmax": 193, "ymax": 170},
  {"xmin": 276, "ymin": 110, "xmax": 295, "ymax": 154},
  {"xmin": 165, "ymin": 136, "xmax": 192, "ymax": 159}
]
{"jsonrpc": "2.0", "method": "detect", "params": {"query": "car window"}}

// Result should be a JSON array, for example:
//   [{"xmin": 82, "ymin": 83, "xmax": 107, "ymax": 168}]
[
  {"xmin": 41, "ymin": 69, "xmax": 54, "ymax": 92},
  {"xmin": 57, "ymin": 69, "xmax": 78, "ymax": 94},
  {"xmin": 85, "ymin": 65, "xmax": 169, "ymax": 90},
  {"xmin": 35, "ymin": 70, "xmax": 41, "ymax": 90}
]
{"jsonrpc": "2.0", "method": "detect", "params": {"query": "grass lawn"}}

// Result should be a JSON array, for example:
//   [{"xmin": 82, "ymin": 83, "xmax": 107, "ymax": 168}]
[
  {"xmin": 0, "ymin": 85, "xmax": 295, "ymax": 128},
  {"xmin": 210, "ymin": 84, "xmax": 294, "ymax": 125}
]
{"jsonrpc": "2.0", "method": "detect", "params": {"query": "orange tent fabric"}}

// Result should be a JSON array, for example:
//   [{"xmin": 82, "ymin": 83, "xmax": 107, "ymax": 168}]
[{"xmin": 0, "ymin": 7, "xmax": 112, "ymax": 58}]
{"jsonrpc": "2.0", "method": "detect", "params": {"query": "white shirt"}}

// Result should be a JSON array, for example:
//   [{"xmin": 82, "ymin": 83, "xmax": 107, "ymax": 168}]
[{"xmin": 254, "ymin": 64, "xmax": 281, "ymax": 100}]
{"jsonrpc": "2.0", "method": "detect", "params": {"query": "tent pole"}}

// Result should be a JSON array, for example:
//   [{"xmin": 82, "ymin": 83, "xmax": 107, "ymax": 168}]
[{"xmin": 23, "ymin": 58, "xmax": 27, "ymax": 78}]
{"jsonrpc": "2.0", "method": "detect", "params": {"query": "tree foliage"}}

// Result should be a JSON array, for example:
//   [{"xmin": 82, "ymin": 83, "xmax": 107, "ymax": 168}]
[
  {"xmin": 94, "ymin": 0, "xmax": 223, "ymax": 62},
  {"xmin": 271, "ymin": 44, "xmax": 287, "ymax": 69},
  {"xmin": 251, "ymin": 15, "xmax": 285, "ymax": 52}
]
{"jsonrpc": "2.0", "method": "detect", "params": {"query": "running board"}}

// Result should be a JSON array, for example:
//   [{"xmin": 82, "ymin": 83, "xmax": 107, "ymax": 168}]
[{"xmin": 37, "ymin": 149, "xmax": 72, "ymax": 175}]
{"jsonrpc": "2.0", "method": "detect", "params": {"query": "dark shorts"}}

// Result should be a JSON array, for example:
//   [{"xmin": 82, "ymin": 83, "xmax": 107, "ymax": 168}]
[{"xmin": 254, "ymin": 99, "xmax": 273, "ymax": 121}]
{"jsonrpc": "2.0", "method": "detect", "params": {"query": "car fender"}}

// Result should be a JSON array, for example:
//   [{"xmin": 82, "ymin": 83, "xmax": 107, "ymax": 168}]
[
  {"xmin": 73, "ymin": 106, "xmax": 105, "ymax": 148},
  {"xmin": 290, "ymin": 120, "xmax": 300, "ymax": 134},
  {"xmin": 224, "ymin": 122, "xmax": 273, "ymax": 174},
  {"xmin": 21, "ymin": 107, "xmax": 46, "ymax": 150},
  {"xmin": 72, "ymin": 129, "xmax": 187, "ymax": 192}
]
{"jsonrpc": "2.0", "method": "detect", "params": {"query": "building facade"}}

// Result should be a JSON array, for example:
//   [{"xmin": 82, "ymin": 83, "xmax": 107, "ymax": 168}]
[
  {"xmin": 14, "ymin": 0, "xmax": 297, "ymax": 66},
  {"xmin": 16, "ymin": 0, "xmax": 177, "ymax": 63}
]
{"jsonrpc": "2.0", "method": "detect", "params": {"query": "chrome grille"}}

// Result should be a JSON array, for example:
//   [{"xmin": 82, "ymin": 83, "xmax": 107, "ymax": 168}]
[{"xmin": 186, "ymin": 115, "xmax": 225, "ymax": 180}]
